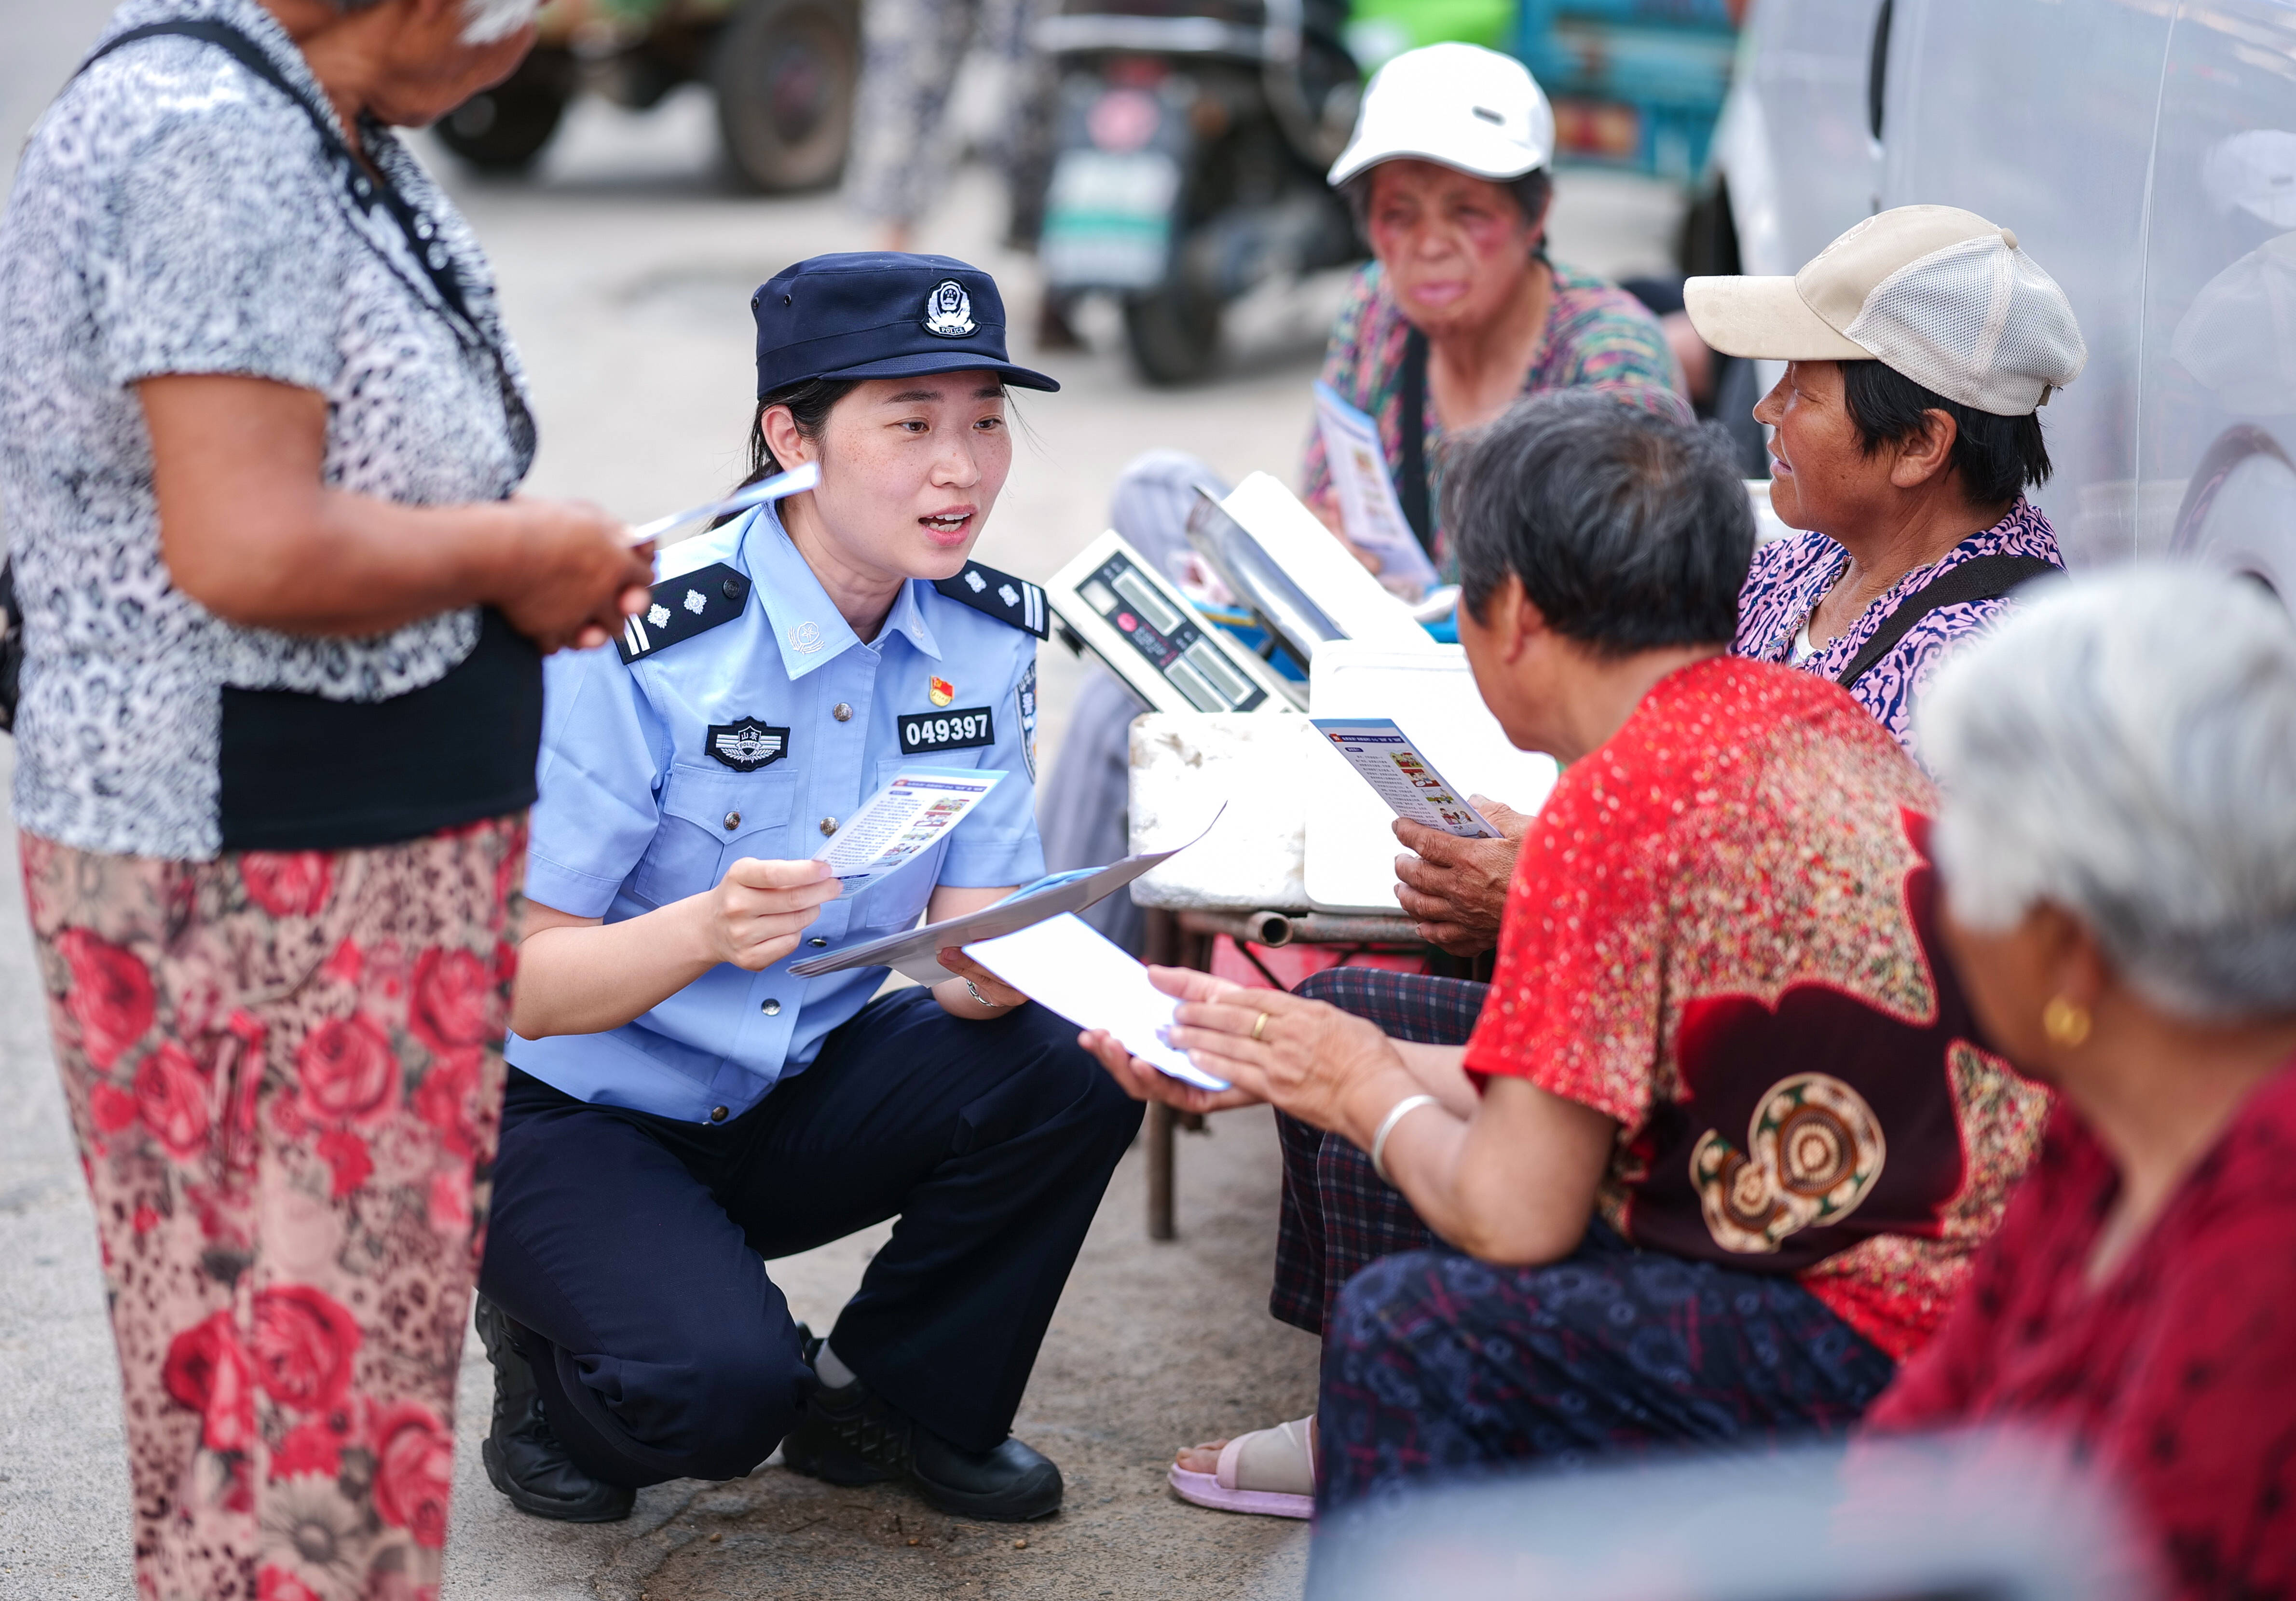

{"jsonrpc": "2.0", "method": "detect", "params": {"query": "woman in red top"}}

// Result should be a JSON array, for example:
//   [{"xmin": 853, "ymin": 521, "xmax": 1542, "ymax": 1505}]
[
  {"xmin": 1082, "ymin": 393, "xmax": 2048, "ymax": 1512},
  {"xmin": 1862, "ymin": 564, "xmax": 2296, "ymax": 1601}
]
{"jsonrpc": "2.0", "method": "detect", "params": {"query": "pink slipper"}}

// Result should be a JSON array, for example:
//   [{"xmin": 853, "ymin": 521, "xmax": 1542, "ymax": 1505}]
[{"xmin": 1166, "ymin": 1416, "xmax": 1316, "ymax": 1519}]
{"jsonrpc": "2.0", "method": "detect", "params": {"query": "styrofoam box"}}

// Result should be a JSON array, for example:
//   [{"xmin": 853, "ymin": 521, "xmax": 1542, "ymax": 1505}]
[
  {"xmin": 1304, "ymin": 641, "xmax": 1558, "ymax": 911},
  {"xmin": 1127, "ymin": 714, "xmax": 1316, "ymax": 911}
]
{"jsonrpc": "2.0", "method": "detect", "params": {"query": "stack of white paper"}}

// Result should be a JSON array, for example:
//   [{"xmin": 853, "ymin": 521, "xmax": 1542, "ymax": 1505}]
[{"xmin": 964, "ymin": 914, "xmax": 1231, "ymax": 1092}]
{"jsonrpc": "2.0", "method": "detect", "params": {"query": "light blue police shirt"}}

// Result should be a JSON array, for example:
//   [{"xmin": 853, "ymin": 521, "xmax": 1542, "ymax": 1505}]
[{"xmin": 505, "ymin": 502, "xmax": 1045, "ymax": 1123}]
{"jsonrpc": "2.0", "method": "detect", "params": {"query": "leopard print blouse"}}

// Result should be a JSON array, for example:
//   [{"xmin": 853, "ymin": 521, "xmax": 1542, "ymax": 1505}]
[{"xmin": 0, "ymin": 0, "xmax": 535, "ymax": 860}]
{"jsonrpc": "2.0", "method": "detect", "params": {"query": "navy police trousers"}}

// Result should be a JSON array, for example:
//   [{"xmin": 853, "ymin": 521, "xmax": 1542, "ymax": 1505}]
[{"xmin": 479, "ymin": 989, "xmax": 1143, "ymax": 1487}]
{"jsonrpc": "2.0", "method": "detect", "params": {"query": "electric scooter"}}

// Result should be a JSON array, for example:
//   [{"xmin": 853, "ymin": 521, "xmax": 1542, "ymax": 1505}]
[{"xmin": 1034, "ymin": 0, "xmax": 1363, "ymax": 384}]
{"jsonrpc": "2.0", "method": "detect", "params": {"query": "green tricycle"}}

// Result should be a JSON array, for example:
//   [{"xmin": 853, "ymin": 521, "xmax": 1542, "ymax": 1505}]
[{"xmin": 434, "ymin": 0, "xmax": 860, "ymax": 191}]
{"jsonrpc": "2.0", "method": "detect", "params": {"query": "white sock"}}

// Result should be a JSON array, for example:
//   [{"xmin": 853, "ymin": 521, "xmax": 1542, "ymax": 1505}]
[{"xmin": 814, "ymin": 1341, "xmax": 858, "ymax": 1390}]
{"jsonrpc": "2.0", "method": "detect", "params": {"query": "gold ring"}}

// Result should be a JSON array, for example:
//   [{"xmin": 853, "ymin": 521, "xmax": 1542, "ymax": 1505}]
[{"xmin": 1251, "ymin": 1012, "xmax": 1271, "ymax": 1043}]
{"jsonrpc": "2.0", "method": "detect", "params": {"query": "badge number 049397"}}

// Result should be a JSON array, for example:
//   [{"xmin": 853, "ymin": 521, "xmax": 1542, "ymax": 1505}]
[{"xmin": 900, "ymin": 706, "xmax": 996, "ymax": 756}]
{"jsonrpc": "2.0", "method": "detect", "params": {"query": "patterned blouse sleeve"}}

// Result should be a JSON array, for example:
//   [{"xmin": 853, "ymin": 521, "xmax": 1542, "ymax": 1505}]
[
  {"xmin": 90, "ymin": 91, "xmax": 344, "ymax": 393},
  {"xmin": 1299, "ymin": 264, "xmax": 1383, "ymax": 504},
  {"xmin": 1555, "ymin": 289, "xmax": 1694, "ymax": 425},
  {"xmin": 1460, "ymin": 770, "xmax": 1665, "ymax": 1130}
]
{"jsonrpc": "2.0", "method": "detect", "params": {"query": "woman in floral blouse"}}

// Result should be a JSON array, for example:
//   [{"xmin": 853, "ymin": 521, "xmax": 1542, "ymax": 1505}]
[
  {"xmin": 1299, "ymin": 43, "xmax": 1688, "ymax": 582},
  {"xmin": 0, "ymin": 1, "xmax": 649, "ymax": 1596},
  {"xmin": 1033, "ymin": 43, "xmax": 1685, "ymax": 914}
]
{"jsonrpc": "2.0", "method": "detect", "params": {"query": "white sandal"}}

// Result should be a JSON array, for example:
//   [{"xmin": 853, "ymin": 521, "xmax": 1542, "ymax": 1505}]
[{"xmin": 1166, "ymin": 1415, "xmax": 1316, "ymax": 1519}]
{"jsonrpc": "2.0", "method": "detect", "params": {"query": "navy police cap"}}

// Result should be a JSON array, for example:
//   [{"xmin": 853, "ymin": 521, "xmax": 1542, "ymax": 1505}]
[{"xmin": 752, "ymin": 253, "xmax": 1060, "ymax": 397}]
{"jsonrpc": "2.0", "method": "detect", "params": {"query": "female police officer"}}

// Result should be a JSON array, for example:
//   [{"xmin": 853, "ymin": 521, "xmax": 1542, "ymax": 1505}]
[{"xmin": 472, "ymin": 254, "xmax": 1140, "ymax": 1525}]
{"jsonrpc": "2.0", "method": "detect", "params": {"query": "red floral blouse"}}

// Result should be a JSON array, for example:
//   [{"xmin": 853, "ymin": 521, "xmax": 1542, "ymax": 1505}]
[
  {"xmin": 1462, "ymin": 656, "xmax": 2051, "ymax": 1359},
  {"xmin": 1867, "ymin": 1066, "xmax": 2296, "ymax": 1601}
]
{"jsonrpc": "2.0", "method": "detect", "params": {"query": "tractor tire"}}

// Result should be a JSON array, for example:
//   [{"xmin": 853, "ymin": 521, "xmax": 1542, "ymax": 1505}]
[{"xmin": 712, "ymin": 0, "xmax": 860, "ymax": 193}]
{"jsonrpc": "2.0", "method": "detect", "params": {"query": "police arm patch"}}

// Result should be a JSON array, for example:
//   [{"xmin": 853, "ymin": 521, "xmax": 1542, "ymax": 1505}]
[{"xmin": 1016, "ymin": 655, "xmax": 1039, "ymax": 782}]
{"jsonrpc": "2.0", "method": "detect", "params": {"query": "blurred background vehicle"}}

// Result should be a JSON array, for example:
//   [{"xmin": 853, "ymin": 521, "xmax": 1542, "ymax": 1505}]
[
  {"xmin": 434, "ymin": 0, "xmax": 860, "ymax": 191},
  {"xmin": 1517, "ymin": 0, "xmax": 1743, "ymax": 186},
  {"xmin": 1033, "ymin": 0, "xmax": 1366, "ymax": 383},
  {"xmin": 1037, "ymin": 0, "xmax": 1745, "ymax": 383},
  {"xmin": 1697, "ymin": 0, "xmax": 2296, "ymax": 594}
]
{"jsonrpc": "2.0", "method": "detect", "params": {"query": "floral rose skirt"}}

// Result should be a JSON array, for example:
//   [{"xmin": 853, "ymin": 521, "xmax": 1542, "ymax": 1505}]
[{"xmin": 19, "ymin": 818, "xmax": 525, "ymax": 1601}]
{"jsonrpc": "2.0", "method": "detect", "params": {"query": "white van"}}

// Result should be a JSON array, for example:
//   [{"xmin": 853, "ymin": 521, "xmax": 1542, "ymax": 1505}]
[{"xmin": 1701, "ymin": 0, "xmax": 2296, "ymax": 592}]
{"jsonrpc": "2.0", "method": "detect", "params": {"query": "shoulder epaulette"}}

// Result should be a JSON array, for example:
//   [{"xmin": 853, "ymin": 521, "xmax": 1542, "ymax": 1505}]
[
  {"xmin": 932, "ymin": 561, "xmax": 1047, "ymax": 638},
  {"xmin": 617, "ymin": 563, "xmax": 751, "ymax": 664}
]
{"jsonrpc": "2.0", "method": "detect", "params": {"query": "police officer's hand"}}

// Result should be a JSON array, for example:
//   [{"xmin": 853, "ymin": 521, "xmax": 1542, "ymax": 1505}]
[
  {"xmin": 935, "ymin": 949, "xmax": 1029, "ymax": 1013},
  {"xmin": 696, "ymin": 858, "xmax": 842, "ymax": 971},
  {"xmin": 1392, "ymin": 796, "xmax": 1531, "ymax": 959},
  {"xmin": 492, "ymin": 497, "xmax": 655, "ymax": 654}
]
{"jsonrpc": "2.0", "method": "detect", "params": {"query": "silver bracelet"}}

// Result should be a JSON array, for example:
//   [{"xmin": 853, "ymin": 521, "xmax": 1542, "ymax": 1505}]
[
  {"xmin": 1369, "ymin": 1093, "xmax": 1440, "ymax": 1185},
  {"xmin": 962, "ymin": 976, "xmax": 1009, "ymax": 1012}
]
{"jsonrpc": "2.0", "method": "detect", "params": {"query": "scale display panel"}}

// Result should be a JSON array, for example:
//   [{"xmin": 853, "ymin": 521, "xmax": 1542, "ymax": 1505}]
[{"xmin": 1047, "ymin": 531, "xmax": 1293, "ymax": 716}]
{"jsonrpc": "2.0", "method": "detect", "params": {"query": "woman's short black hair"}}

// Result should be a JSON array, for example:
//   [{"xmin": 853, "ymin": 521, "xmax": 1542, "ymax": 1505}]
[
  {"xmin": 1448, "ymin": 391, "xmax": 1754, "ymax": 655},
  {"xmin": 1839, "ymin": 359, "xmax": 2052, "ymax": 507},
  {"xmin": 1339, "ymin": 165, "xmax": 1554, "ymax": 247}
]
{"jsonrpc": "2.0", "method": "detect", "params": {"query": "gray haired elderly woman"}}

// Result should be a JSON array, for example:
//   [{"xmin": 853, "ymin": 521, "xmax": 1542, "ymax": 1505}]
[
  {"xmin": 0, "ymin": 0, "xmax": 653, "ymax": 1593},
  {"xmin": 1866, "ymin": 565, "xmax": 2296, "ymax": 1601}
]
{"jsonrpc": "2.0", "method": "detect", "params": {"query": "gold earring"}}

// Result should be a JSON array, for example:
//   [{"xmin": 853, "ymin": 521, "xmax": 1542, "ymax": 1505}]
[{"xmin": 2042, "ymin": 996, "xmax": 2092, "ymax": 1049}]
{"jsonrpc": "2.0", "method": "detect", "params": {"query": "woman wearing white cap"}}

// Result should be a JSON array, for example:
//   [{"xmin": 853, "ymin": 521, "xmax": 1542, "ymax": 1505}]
[
  {"xmin": 1305, "ymin": 41, "xmax": 1690, "ymax": 577},
  {"xmin": 1031, "ymin": 43, "xmax": 1688, "ymax": 950},
  {"xmin": 1686, "ymin": 205, "xmax": 2090, "ymax": 774}
]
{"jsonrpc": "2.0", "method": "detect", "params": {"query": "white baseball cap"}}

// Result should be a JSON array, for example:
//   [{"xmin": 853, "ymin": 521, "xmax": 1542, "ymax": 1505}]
[
  {"xmin": 1684, "ymin": 205, "xmax": 2089, "ymax": 417},
  {"xmin": 1328, "ymin": 43, "xmax": 1555, "ymax": 189}
]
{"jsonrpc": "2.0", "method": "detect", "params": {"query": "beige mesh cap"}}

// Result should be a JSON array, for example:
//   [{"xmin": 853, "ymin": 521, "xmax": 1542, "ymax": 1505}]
[
  {"xmin": 1684, "ymin": 205, "xmax": 2089, "ymax": 416},
  {"xmin": 1328, "ymin": 44, "xmax": 1555, "ymax": 188}
]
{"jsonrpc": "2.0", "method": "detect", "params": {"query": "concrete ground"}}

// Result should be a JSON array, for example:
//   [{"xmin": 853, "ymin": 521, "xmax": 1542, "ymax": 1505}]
[{"xmin": 0, "ymin": 7, "xmax": 1680, "ymax": 1595}]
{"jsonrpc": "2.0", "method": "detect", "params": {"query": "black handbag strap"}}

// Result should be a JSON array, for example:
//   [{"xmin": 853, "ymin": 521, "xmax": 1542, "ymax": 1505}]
[
  {"xmin": 81, "ymin": 21, "xmax": 477, "ymax": 327},
  {"xmin": 1834, "ymin": 553, "xmax": 2060, "ymax": 690},
  {"xmin": 1396, "ymin": 326, "xmax": 1435, "ymax": 554}
]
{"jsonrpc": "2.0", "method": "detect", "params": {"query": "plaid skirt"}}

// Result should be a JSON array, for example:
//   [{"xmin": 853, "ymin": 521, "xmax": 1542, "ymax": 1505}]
[
  {"xmin": 20, "ymin": 819, "xmax": 523, "ymax": 1601},
  {"xmin": 1269, "ymin": 967, "xmax": 1486, "ymax": 1334}
]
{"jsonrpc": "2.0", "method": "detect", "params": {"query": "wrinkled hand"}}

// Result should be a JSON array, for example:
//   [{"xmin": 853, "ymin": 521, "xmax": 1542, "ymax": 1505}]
[
  {"xmin": 937, "ymin": 947, "xmax": 1029, "ymax": 1011},
  {"xmin": 494, "ymin": 496, "xmax": 655, "ymax": 653},
  {"xmin": 697, "ymin": 858, "xmax": 840, "ymax": 972},
  {"xmin": 1145, "ymin": 966, "xmax": 1404, "ymax": 1136},
  {"xmin": 1079, "ymin": 1028, "xmax": 1261, "ymax": 1115},
  {"xmin": 1393, "ymin": 796, "xmax": 1531, "ymax": 958},
  {"xmin": 1078, "ymin": 981, "xmax": 1263, "ymax": 1115}
]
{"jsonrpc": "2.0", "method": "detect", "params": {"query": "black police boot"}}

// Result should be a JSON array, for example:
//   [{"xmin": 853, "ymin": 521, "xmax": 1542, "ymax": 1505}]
[
  {"xmin": 779, "ymin": 1350, "xmax": 1063, "ymax": 1522},
  {"xmin": 475, "ymin": 1296, "xmax": 635, "ymax": 1523}
]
